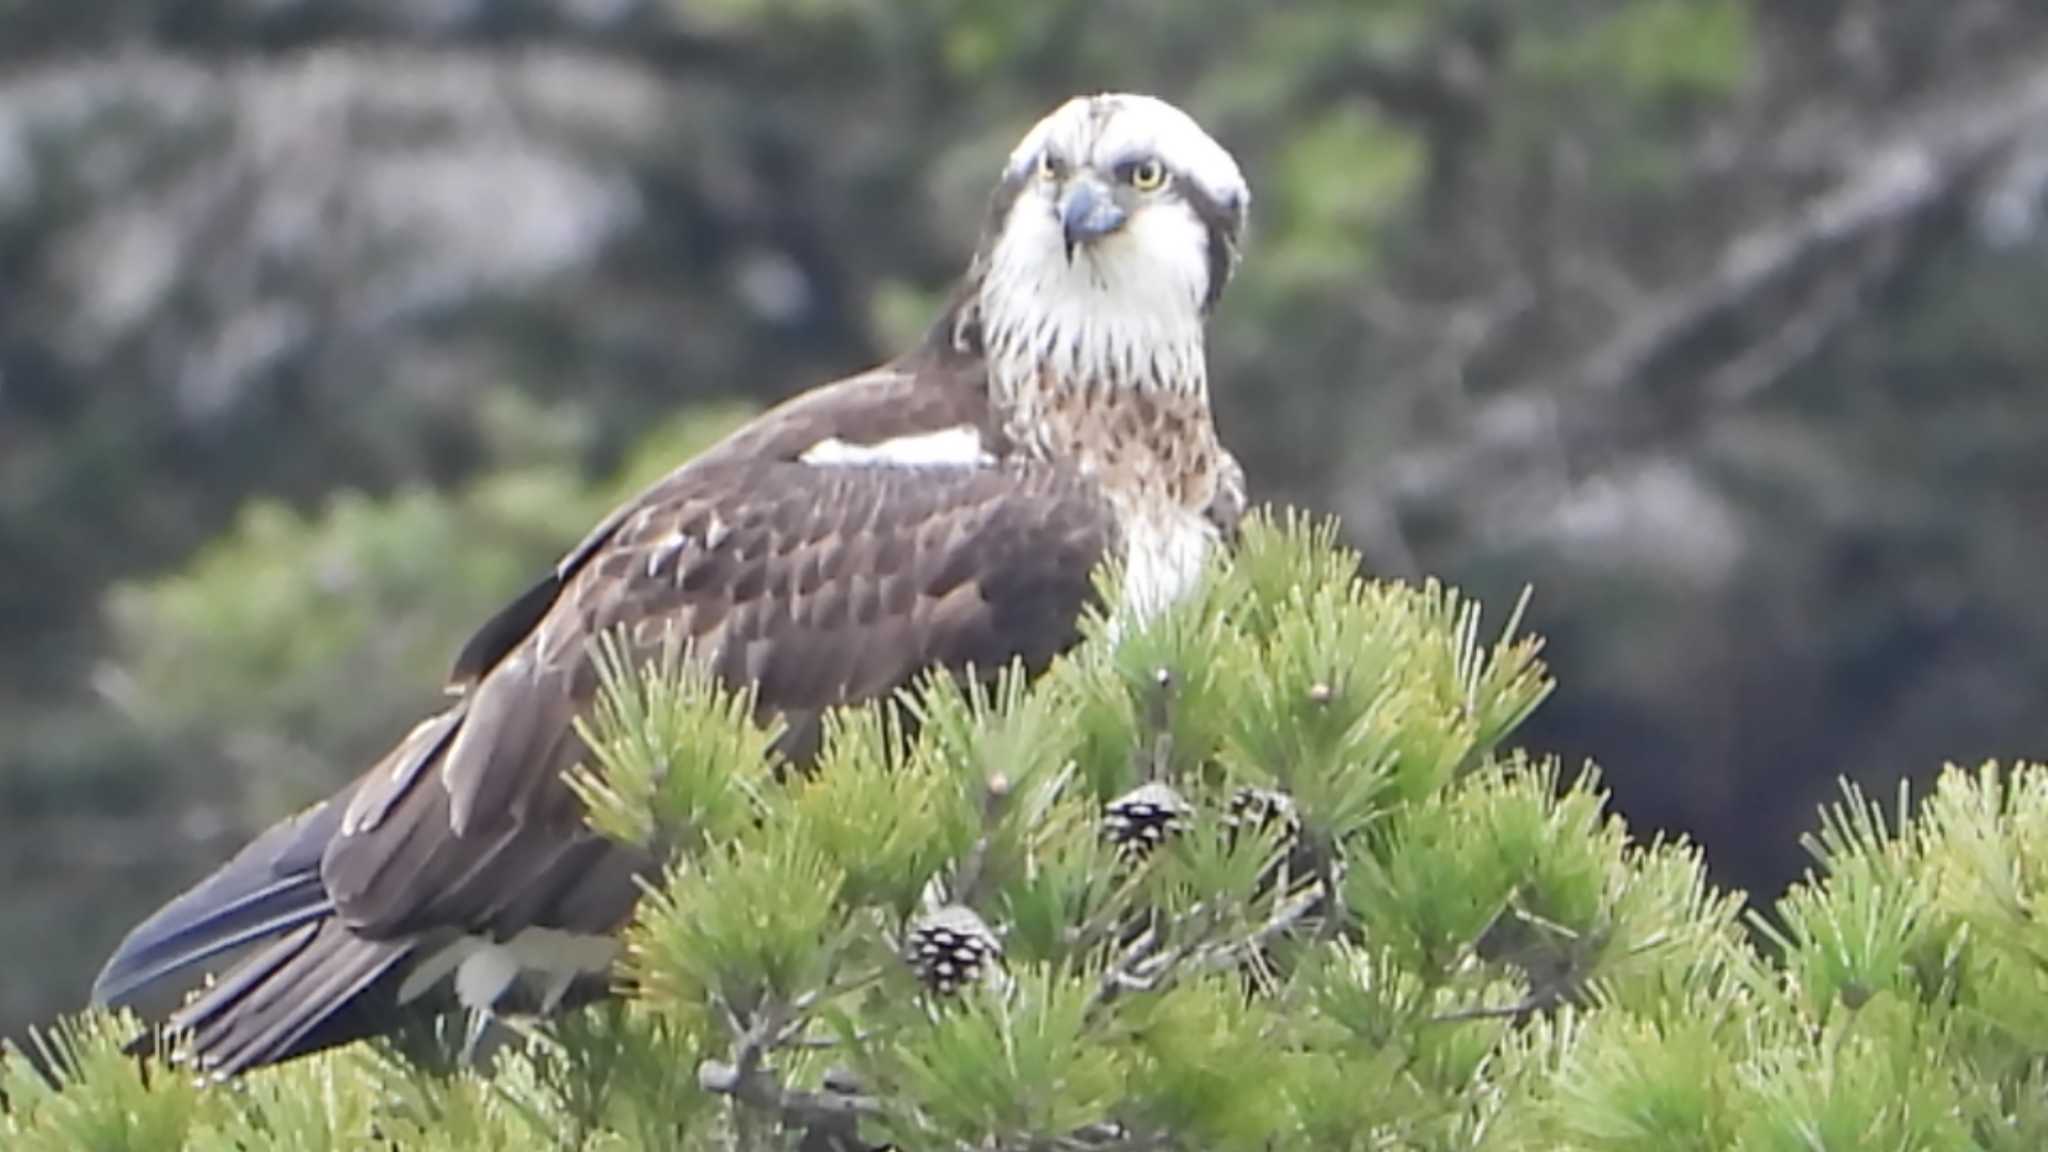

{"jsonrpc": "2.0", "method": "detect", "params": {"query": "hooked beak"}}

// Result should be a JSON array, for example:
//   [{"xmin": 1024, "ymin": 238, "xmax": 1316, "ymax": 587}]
[{"xmin": 1060, "ymin": 178, "xmax": 1127, "ymax": 260}]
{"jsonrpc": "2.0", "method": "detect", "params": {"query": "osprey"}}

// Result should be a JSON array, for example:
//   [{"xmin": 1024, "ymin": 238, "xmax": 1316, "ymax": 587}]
[{"xmin": 92, "ymin": 92, "xmax": 1252, "ymax": 1077}]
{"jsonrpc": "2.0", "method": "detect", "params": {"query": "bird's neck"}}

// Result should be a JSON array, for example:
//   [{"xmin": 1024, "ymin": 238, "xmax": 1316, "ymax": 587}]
[{"xmin": 973, "ymin": 285, "xmax": 1222, "ymax": 514}]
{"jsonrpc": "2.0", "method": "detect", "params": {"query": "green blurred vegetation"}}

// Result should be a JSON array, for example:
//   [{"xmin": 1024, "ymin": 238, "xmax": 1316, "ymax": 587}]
[
  {"xmin": 4, "ymin": 0, "xmax": 2048, "ymax": 1046},
  {"xmin": 102, "ymin": 399, "xmax": 752, "ymax": 827}
]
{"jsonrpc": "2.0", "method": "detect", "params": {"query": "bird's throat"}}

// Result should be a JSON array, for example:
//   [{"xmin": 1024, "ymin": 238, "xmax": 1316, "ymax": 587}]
[
  {"xmin": 980, "ymin": 300, "xmax": 1221, "ymax": 514},
  {"xmin": 971, "ymin": 287, "xmax": 1228, "ymax": 629}
]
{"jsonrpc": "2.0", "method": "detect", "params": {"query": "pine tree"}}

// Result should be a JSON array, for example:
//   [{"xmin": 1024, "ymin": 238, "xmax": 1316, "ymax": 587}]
[{"xmin": 8, "ymin": 511, "xmax": 2047, "ymax": 1150}]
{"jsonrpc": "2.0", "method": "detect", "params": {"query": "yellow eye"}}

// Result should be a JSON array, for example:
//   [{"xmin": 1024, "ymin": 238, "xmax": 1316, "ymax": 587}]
[
  {"xmin": 1035, "ymin": 151, "xmax": 1059, "ymax": 181},
  {"xmin": 1126, "ymin": 157, "xmax": 1167, "ymax": 192}
]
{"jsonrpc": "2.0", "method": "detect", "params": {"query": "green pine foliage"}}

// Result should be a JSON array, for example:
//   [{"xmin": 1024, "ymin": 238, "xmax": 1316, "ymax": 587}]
[{"xmin": 11, "ymin": 512, "xmax": 2048, "ymax": 1149}]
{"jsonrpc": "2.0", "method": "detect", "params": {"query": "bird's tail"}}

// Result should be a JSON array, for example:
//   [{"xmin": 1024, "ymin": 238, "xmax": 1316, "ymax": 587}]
[
  {"xmin": 90, "ymin": 705, "xmax": 464, "ymax": 1075},
  {"xmin": 166, "ymin": 919, "xmax": 416, "ymax": 1078},
  {"xmin": 90, "ymin": 797, "xmax": 346, "ymax": 1014}
]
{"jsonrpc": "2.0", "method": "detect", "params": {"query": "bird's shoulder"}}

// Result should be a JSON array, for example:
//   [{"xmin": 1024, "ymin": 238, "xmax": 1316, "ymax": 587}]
[
  {"xmin": 697, "ymin": 338, "xmax": 1004, "ymax": 469},
  {"xmin": 446, "ymin": 340, "xmax": 1007, "ymax": 690}
]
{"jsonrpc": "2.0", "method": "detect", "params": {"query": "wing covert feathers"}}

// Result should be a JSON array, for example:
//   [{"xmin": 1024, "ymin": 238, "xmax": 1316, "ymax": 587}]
[{"xmin": 321, "ymin": 458, "xmax": 1114, "ymax": 941}]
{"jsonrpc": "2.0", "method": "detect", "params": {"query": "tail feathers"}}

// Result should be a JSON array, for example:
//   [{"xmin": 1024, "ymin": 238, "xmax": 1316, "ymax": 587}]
[
  {"xmin": 169, "ymin": 919, "xmax": 415, "ymax": 1079},
  {"xmin": 92, "ymin": 872, "xmax": 331, "ymax": 1011},
  {"xmin": 92, "ymin": 793, "xmax": 348, "ymax": 1011}
]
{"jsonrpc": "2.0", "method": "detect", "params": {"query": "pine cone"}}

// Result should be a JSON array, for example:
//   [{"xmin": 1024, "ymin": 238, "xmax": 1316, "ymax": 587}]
[
  {"xmin": 1224, "ymin": 786, "xmax": 1301, "ymax": 846},
  {"xmin": 904, "ymin": 905, "xmax": 1001, "ymax": 995},
  {"xmin": 1225, "ymin": 785, "xmax": 1320, "ymax": 894},
  {"xmin": 1103, "ymin": 781, "xmax": 1193, "ymax": 858}
]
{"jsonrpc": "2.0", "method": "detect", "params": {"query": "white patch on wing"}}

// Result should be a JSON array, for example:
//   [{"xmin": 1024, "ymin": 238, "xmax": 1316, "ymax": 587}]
[{"xmin": 799, "ymin": 425, "xmax": 993, "ymax": 468}]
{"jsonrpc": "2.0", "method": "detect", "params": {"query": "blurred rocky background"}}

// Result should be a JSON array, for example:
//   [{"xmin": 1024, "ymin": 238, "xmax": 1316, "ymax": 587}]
[{"xmin": 5, "ymin": 0, "xmax": 2048, "ymax": 1041}]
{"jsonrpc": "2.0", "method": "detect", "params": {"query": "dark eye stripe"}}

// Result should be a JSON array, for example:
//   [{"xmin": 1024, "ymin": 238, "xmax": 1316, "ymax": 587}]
[{"xmin": 1171, "ymin": 177, "xmax": 1246, "ymax": 308}]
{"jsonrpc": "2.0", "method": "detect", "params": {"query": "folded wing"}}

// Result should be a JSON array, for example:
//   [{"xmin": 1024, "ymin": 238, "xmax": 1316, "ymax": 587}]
[{"xmin": 94, "ymin": 435, "xmax": 1117, "ymax": 1075}]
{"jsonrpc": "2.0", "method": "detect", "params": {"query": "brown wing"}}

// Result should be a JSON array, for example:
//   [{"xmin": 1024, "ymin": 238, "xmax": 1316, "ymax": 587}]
[
  {"xmin": 321, "ymin": 455, "xmax": 1117, "ymax": 942},
  {"xmin": 446, "ymin": 348, "xmax": 998, "ymax": 691},
  {"xmin": 90, "ymin": 336, "xmax": 1103, "ymax": 1073}
]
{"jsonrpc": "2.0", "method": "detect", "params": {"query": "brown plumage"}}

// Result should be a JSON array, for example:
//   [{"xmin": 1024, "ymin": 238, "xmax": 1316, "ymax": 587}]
[{"xmin": 92, "ymin": 92, "xmax": 1253, "ymax": 1076}]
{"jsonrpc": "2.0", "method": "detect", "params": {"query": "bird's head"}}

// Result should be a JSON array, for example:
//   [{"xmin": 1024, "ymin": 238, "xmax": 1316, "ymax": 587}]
[{"xmin": 968, "ymin": 93, "xmax": 1250, "ymax": 398}]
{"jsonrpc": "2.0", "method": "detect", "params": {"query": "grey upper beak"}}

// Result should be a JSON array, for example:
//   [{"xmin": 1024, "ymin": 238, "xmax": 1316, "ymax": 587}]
[{"xmin": 1061, "ymin": 179, "xmax": 1127, "ymax": 259}]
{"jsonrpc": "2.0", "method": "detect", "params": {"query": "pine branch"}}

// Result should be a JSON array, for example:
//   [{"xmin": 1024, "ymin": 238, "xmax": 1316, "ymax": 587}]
[
  {"xmin": 700, "ymin": 994, "xmax": 882, "ymax": 1152},
  {"xmin": 696, "ymin": 1056, "xmax": 880, "ymax": 1128},
  {"xmin": 59, "ymin": 519, "xmax": 1949, "ymax": 1146},
  {"xmin": 1554, "ymin": 59, "xmax": 2048, "ymax": 409},
  {"xmin": 1090, "ymin": 924, "xmax": 1172, "ymax": 1011},
  {"xmin": 1059, "ymin": 1121, "xmax": 1175, "ymax": 1152},
  {"xmin": 1402, "ymin": 54, "xmax": 2048, "ymax": 530},
  {"xmin": 1189, "ymin": 883, "xmax": 1328, "ymax": 977},
  {"xmin": 1139, "ymin": 667, "xmax": 1175, "ymax": 783}
]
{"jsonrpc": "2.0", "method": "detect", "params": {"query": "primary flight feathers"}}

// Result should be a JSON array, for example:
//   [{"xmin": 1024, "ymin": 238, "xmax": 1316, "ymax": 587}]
[{"xmin": 93, "ymin": 91, "xmax": 1254, "ymax": 1077}]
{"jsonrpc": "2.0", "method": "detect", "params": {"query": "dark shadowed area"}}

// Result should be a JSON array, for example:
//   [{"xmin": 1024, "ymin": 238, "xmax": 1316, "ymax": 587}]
[{"xmin": 4, "ymin": 0, "xmax": 2046, "ymax": 1042}]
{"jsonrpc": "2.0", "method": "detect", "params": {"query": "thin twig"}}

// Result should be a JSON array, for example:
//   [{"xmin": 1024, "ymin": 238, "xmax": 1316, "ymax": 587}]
[
  {"xmin": 1190, "ymin": 884, "xmax": 1327, "ymax": 975},
  {"xmin": 1088, "ymin": 924, "xmax": 1165, "ymax": 1012},
  {"xmin": 949, "ymin": 772, "xmax": 1013, "ymax": 909},
  {"xmin": 1399, "ymin": 56, "xmax": 2048, "ymax": 524},
  {"xmin": 1060, "ymin": 1120, "xmax": 1175, "ymax": 1152},
  {"xmin": 1703, "ymin": 234, "xmax": 1904, "ymax": 405},
  {"xmin": 1143, "ymin": 667, "xmax": 1174, "ymax": 782},
  {"xmin": 698, "ymin": 1058, "xmax": 882, "ymax": 1122},
  {"xmin": 701, "ymin": 996, "xmax": 883, "ymax": 1150},
  {"xmin": 1427, "ymin": 994, "xmax": 1554, "ymax": 1026}
]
